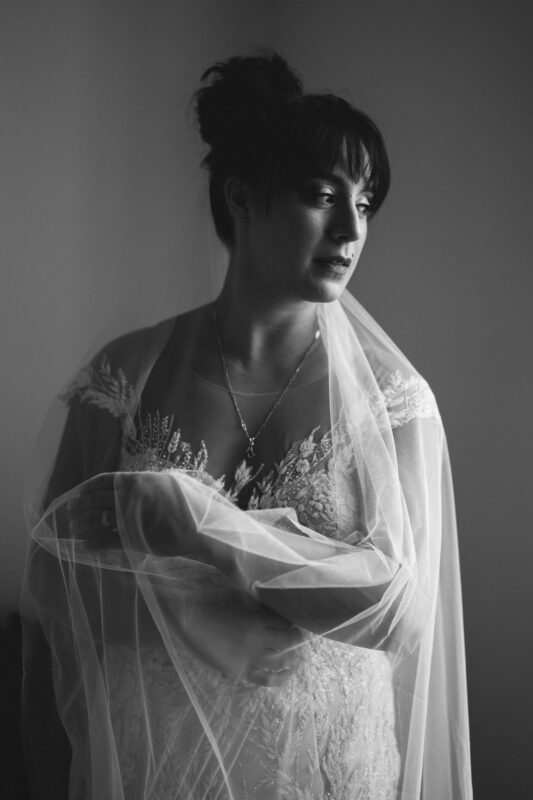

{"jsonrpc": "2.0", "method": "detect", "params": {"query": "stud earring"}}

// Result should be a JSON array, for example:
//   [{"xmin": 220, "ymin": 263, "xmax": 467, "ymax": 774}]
[{"xmin": 240, "ymin": 215, "xmax": 249, "ymax": 224}]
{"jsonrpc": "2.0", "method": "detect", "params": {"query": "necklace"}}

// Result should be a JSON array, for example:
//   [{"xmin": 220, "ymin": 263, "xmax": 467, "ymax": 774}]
[{"xmin": 214, "ymin": 308, "xmax": 321, "ymax": 458}]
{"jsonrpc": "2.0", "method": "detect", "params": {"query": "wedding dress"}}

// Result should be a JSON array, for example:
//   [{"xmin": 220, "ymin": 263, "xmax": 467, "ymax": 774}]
[{"xmin": 21, "ymin": 291, "xmax": 473, "ymax": 799}]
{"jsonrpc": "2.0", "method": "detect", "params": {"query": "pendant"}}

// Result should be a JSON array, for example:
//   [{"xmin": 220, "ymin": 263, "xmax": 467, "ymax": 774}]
[{"xmin": 247, "ymin": 439, "xmax": 256, "ymax": 458}]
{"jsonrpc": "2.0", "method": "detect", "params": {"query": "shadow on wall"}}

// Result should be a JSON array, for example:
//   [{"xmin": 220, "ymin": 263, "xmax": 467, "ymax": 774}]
[{"xmin": 1, "ymin": 614, "xmax": 29, "ymax": 799}]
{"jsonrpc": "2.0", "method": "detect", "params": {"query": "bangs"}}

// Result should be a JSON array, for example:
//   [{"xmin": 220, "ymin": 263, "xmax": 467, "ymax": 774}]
[{"xmin": 269, "ymin": 95, "xmax": 390, "ymax": 214}]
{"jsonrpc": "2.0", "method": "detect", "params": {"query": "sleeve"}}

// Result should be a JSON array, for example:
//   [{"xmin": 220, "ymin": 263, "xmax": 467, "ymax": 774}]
[{"xmin": 20, "ymin": 348, "xmax": 133, "ymax": 799}]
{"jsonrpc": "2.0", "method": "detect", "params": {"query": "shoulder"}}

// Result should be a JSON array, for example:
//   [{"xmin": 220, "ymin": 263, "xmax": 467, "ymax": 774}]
[
  {"xmin": 61, "ymin": 305, "xmax": 206, "ymax": 416},
  {"xmin": 337, "ymin": 291, "xmax": 440, "ymax": 430},
  {"xmin": 98, "ymin": 304, "xmax": 207, "ymax": 364},
  {"xmin": 375, "ymin": 368, "xmax": 439, "ymax": 430}
]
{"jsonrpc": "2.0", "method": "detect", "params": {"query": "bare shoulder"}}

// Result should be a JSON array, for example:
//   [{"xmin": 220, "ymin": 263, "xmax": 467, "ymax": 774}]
[
  {"xmin": 61, "ymin": 305, "xmax": 210, "ymax": 410},
  {"xmin": 96, "ymin": 304, "xmax": 210, "ymax": 371}
]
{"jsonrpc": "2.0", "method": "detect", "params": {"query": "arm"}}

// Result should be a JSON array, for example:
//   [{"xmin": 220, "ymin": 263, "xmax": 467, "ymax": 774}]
[
  {"xmin": 256, "ymin": 416, "xmax": 442, "ymax": 649},
  {"xmin": 21, "ymin": 395, "xmax": 123, "ymax": 795},
  {"xmin": 68, "ymin": 422, "xmax": 433, "ymax": 654}
]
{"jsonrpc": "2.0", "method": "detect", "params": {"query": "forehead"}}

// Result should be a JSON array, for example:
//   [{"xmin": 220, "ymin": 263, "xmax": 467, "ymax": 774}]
[{"xmin": 287, "ymin": 133, "xmax": 372, "ymax": 184}]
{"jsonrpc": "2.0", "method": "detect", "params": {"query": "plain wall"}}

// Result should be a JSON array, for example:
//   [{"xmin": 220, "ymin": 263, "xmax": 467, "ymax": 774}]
[{"xmin": 2, "ymin": 1, "xmax": 532, "ymax": 797}]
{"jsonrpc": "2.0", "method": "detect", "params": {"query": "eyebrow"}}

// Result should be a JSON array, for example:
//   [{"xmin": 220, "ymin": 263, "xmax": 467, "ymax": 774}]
[{"xmin": 306, "ymin": 174, "xmax": 374, "ymax": 197}]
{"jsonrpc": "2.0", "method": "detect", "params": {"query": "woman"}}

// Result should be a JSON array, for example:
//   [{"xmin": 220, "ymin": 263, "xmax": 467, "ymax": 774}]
[{"xmin": 21, "ymin": 52, "xmax": 472, "ymax": 799}]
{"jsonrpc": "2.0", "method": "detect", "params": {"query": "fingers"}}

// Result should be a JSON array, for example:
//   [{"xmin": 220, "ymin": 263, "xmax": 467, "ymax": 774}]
[
  {"xmin": 248, "ymin": 637, "xmax": 305, "ymax": 686},
  {"xmin": 257, "ymin": 607, "xmax": 294, "ymax": 629},
  {"xmin": 262, "ymin": 623, "xmax": 305, "ymax": 653},
  {"xmin": 248, "ymin": 663, "xmax": 293, "ymax": 687},
  {"xmin": 246, "ymin": 606, "xmax": 305, "ymax": 661},
  {"xmin": 66, "ymin": 495, "xmax": 119, "ymax": 543},
  {"xmin": 75, "ymin": 509, "xmax": 119, "ymax": 531},
  {"xmin": 68, "ymin": 515, "xmax": 120, "ymax": 547},
  {"xmin": 248, "ymin": 617, "xmax": 306, "ymax": 686},
  {"xmin": 73, "ymin": 490, "xmax": 115, "ymax": 512},
  {"xmin": 263, "ymin": 631, "xmax": 303, "ymax": 662},
  {"xmin": 66, "ymin": 475, "xmax": 116, "ymax": 535},
  {"xmin": 77, "ymin": 473, "xmax": 116, "ymax": 495}
]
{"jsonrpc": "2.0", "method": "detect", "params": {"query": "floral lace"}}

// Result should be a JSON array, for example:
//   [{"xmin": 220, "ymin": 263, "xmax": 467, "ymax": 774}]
[
  {"xmin": 106, "ymin": 636, "xmax": 399, "ymax": 799},
  {"xmin": 63, "ymin": 355, "xmax": 438, "ymax": 798},
  {"xmin": 377, "ymin": 369, "xmax": 438, "ymax": 429},
  {"xmin": 65, "ymin": 355, "xmax": 437, "ymax": 539}
]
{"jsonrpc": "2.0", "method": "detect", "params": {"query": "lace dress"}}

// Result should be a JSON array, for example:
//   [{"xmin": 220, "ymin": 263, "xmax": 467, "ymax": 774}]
[{"xmin": 63, "ymin": 356, "xmax": 437, "ymax": 800}]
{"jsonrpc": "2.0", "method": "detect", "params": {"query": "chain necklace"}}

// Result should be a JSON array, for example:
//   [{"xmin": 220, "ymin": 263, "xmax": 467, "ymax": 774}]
[{"xmin": 213, "ymin": 307, "xmax": 320, "ymax": 458}]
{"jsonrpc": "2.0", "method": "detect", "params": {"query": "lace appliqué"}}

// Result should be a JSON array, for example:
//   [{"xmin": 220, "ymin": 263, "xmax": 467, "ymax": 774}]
[
  {"xmin": 62, "ymin": 355, "xmax": 138, "ymax": 420},
  {"xmin": 65, "ymin": 358, "xmax": 437, "ymax": 539},
  {"xmin": 66, "ymin": 357, "xmax": 437, "ymax": 437},
  {"xmin": 247, "ymin": 428, "xmax": 359, "ymax": 542},
  {"xmin": 106, "ymin": 637, "xmax": 399, "ymax": 800},
  {"xmin": 377, "ymin": 369, "xmax": 438, "ymax": 429}
]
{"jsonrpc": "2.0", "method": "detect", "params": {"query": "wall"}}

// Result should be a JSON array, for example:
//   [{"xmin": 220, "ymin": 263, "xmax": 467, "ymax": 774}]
[{"xmin": 275, "ymin": 2, "xmax": 533, "ymax": 797}]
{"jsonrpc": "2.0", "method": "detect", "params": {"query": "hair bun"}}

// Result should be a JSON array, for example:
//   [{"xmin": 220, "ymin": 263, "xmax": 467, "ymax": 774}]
[{"xmin": 195, "ymin": 51, "xmax": 303, "ymax": 152}]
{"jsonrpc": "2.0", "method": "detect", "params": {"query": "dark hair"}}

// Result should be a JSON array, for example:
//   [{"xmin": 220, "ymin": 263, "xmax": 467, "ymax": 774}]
[{"xmin": 194, "ymin": 50, "xmax": 390, "ymax": 245}]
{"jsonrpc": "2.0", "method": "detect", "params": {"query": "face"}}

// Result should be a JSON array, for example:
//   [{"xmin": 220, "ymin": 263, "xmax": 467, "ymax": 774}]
[{"xmin": 245, "ymin": 167, "xmax": 372, "ymax": 304}]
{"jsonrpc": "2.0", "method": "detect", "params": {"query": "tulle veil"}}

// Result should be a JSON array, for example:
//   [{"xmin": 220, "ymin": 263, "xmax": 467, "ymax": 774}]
[{"xmin": 20, "ymin": 244, "xmax": 472, "ymax": 798}]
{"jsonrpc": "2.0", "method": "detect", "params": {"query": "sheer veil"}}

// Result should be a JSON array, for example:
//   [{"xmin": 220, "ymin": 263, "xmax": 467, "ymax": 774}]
[{"xmin": 21, "ymin": 258, "xmax": 472, "ymax": 798}]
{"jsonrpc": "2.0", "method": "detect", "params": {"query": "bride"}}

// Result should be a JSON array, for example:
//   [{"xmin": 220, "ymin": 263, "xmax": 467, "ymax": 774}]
[{"xmin": 21, "ymin": 51, "xmax": 472, "ymax": 799}]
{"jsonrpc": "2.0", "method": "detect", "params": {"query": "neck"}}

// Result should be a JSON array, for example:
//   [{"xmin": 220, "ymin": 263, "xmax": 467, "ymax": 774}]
[{"xmin": 215, "ymin": 269, "xmax": 318, "ymax": 371}]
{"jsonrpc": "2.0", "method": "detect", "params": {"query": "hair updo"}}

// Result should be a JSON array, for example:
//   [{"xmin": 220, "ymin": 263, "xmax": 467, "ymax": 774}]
[{"xmin": 194, "ymin": 50, "xmax": 390, "ymax": 245}]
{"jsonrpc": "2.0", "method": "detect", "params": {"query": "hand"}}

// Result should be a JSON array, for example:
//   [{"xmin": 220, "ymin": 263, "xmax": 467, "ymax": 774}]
[
  {"xmin": 65, "ymin": 473, "xmax": 120, "ymax": 548},
  {"xmin": 182, "ymin": 591, "xmax": 305, "ymax": 687},
  {"xmin": 65, "ymin": 471, "xmax": 196, "ymax": 553},
  {"xmin": 65, "ymin": 474, "xmax": 305, "ymax": 683}
]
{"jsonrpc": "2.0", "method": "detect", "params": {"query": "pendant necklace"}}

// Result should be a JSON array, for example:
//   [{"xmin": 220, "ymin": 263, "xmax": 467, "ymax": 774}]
[{"xmin": 214, "ymin": 308, "xmax": 320, "ymax": 458}]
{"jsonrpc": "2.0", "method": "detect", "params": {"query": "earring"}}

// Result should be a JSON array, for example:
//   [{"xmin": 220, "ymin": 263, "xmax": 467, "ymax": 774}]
[{"xmin": 240, "ymin": 215, "xmax": 249, "ymax": 224}]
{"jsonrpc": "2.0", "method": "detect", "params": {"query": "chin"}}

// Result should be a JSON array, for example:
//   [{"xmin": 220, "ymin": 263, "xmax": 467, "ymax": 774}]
[{"xmin": 301, "ymin": 274, "xmax": 351, "ymax": 304}]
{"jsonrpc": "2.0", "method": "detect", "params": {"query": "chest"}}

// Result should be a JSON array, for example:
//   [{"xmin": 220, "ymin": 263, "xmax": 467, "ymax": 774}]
[
  {"xmin": 122, "ymin": 366, "xmax": 361, "ymax": 541},
  {"xmin": 138, "ymin": 342, "xmax": 330, "ymax": 475}
]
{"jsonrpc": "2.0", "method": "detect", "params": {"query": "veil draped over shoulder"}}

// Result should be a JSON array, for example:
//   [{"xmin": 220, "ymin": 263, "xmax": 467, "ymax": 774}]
[{"xmin": 21, "ymin": 289, "xmax": 472, "ymax": 799}]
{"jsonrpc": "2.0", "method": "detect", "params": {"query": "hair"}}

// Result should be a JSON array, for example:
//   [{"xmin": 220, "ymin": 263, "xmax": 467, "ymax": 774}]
[{"xmin": 193, "ymin": 50, "xmax": 391, "ymax": 245}]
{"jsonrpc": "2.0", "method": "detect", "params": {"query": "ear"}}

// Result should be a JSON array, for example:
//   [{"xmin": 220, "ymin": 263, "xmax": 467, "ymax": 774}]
[{"xmin": 224, "ymin": 177, "xmax": 253, "ymax": 224}]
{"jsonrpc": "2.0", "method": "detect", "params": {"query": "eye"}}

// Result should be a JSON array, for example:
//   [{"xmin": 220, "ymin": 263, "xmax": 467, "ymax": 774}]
[
  {"xmin": 316, "ymin": 190, "xmax": 336, "ymax": 206},
  {"xmin": 356, "ymin": 200, "xmax": 372, "ymax": 217}
]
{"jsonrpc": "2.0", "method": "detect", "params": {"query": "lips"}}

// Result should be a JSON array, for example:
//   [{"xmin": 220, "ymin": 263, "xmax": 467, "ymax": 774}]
[{"xmin": 315, "ymin": 257, "xmax": 352, "ymax": 276}]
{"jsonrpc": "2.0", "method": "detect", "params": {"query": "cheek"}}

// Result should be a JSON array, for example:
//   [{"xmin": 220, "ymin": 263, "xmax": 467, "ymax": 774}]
[
  {"xmin": 256, "ymin": 208, "xmax": 322, "ymax": 265},
  {"xmin": 290, "ymin": 213, "xmax": 323, "ymax": 251},
  {"xmin": 353, "ymin": 226, "xmax": 368, "ymax": 253}
]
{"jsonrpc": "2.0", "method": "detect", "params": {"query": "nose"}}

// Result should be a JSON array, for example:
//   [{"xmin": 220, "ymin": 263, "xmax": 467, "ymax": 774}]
[{"xmin": 330, "ymin": 203, "xmax": 364, "ymax": 244}]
